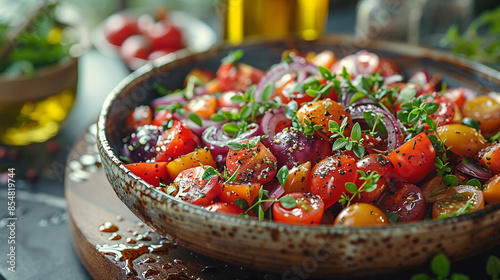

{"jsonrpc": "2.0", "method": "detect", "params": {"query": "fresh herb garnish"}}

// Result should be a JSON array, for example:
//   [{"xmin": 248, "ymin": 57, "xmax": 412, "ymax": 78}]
[
  {"xmin": 339, "ymin": 170, "xmax": 380, "ymax": 207},
  {"xmin": 329, "ymin": 118, "xmax": 366, "ymax": 158}
]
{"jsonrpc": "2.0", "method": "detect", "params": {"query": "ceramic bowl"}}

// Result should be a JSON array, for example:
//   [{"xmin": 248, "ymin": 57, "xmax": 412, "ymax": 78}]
[{"xmin": 97, "ymin": 35, "xmax": 500, "ymax": 278}]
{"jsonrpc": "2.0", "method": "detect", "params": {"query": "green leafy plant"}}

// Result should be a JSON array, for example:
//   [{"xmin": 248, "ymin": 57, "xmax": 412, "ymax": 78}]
[
  {"xmin": 440, "ymin": 6, "xmax": 500, "ymax": 64},
  {"xmin": 411, "ymin": 253, "xmax": 469, "ymax": 280}
]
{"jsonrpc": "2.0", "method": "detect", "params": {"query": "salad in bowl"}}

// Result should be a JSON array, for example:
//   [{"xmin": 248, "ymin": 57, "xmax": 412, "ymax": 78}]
[{"xmin": 97, "ymin": 37, "xmax": 500, "ymax": 277}]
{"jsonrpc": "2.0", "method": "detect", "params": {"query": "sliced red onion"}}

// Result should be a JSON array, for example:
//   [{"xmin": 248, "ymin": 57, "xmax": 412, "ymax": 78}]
[
  {"xmin": 456, "ymin": 158, "xmax": 494, "ymax": 180},
  {"xmin": 254, "ymin": 57, "xmax": 320, "ymax": 102},
  {"xmin": 262, "ymin": 179, "xmax": 285, "ymax": 211},
  {"xmin": 352, "ymin": 50, "xmax": 380, "ymax": 76},
  {"xmin": 349, "ymin": 104, "xmax": 404, "ymax": 152},
  {"xmin": 201, "ymin": 123, "xmax": 260, "ymax": 165},
  {"xmin": 151, "ymin": 92, "xmax": 186, "ymax": 109},
  {"xmin": 259, "ymin": 108, "xmax": 288, "ymax": 147},
  {"xmin": 182, "ymin": 118, "xmax": 219, "ymax": 138},
  {"xmin": 331, "ymin": 55, "xmax": 356, "ymax": 76}
]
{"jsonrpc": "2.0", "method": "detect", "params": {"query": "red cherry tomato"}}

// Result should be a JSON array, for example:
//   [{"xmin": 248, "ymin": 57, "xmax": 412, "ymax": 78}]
[
  {"xmin": 156, "ymin": 121, "xmax": 200, "ymax": 163},
  {"xmin": 103, "ymin": 13, "xmax": 139, "ymax": 46},
  {"xmin": 119, "ymin": 35, "xmax": 152, "ymax": 68},
  {"xmin": 204, "ymin": 202, "xmax": 246, "ymax": 215},
  {"xmin": 431, "ymin": 185, "xmax": 484, "ymax": 219},
  {"xmin": 309, "ymin": 155, "xmax": 359, "ymax": 209},
  {"xmin": 477, "ymin": 142, "xmax": 500, "ymax": 174},
  {"xmin": 378, "ymin": 183, "xmax": 427, "ymax": 223},
  {"xmin": 125, "ymin": 105, "xmax": 153, "ymax": 132},
  {"xmin": 424, "ymin": 95, "xmax": 455, "ymax": 129},
  {"xmin": 124, "ymin": 162, "xmax": 170, "ymax": 187},
  {"xmin": 352, "ymin": 154, "xmax": 393, "ymax": 204},
  {"xmin": 172, "ymin": 166, "xmax": 220, "ymax": 206},
  {"xmin": 273, "ymin": 193, "xmax": 324, "ymax": 225},
  {"xmin": 217, "ymin": 62, "xmax": 265, "ymax": 92},
  {"xmin": 387, "ymin": 132, "xmax": 436, "ymax": 184},
  {"xmin": 374, "ymin": 58, "xmax": 400, "ymax": 77},
  {"xmin": 225, "ymin": 141, "xmax": 278, "ymax": 185},
  {"xmin": 145, "ymin": 21, "xmax": 184, "ymax": 50}
]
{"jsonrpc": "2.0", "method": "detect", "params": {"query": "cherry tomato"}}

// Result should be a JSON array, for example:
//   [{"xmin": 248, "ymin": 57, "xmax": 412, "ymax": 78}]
[
  {"xmin": 204, "ymin": 202, "xmax": 246, "ymax": 215},
  {"xmin": 185, "ymin": 95, "xmax": 218, "ymax": 119},
  {"xmin": 226, "ymin": 141, "xmax": 278, "ymax": 185},
  {"xmin": 431, "ymin": 185, "xmax": 484, "ymax": 219},
  {"xmin": 424, "ymin": 95, "xmax": 455, "ymax": 129},
  {"xmin": 387, "ymin": 132, "xmax": 435, "ymax": 184},
  {"xmin": 217, "ymin": 62, "xmax": 265, "ymax": 92},
  {"xmin": 273, "ymin": 193, "xmax": 324, "ymax": 225},
  {"xmin": 436, "ymin": 124, "xmax": 489, "ymax": 158},
  {"xmin": 120, "ymin": 35, "xmax": 152, "ymax": 68},
  {"xmin": 311, "ymin": 50, "xmax": 336, "ymax": 69},
  {"xmin": 296, "ymin": 99, "xmax": 353, "ymax": 137},
  {"xmin": 310, "ymin": 155, "xmax": 359, "ymax": 209},
  {"xmin": 477, "ymin": 142, "xmax": 500, "ymax": 174},
  {"xmin": 352, "ymin": 154, "xmax": 393, "ymax": 204},
  {"xmin": 125, "ymin": 105, "xmax": 153, "ymax": 132},
  {"xmin": 103, "ymin": 13, "xmax": 138, "ymax": 46},
  {"xmin": 124, "ymin": 162, "xmax": 170, "ymax": 187},
  {"xmin": 378, "ymin": 183, "xmax": 426, "ymax": 223},
  {"xmin": 172, "ymin": 166, "xmax": 220, "ymax": 206},
  {"xmin": 462, "ymin": 96, "xmax": 500, "ymax": 134},
  {"xmin": 283, "ymin": 161, "xmax": 311, "ymax": 194},
  {"xmin": 156, "ymin": 121, "xmax": 201, "ymax": 163},
  {"xmin": 166, "ymin": 147, "xmax": 216, "ymax": 179},
  {"xmin": 483, "ymin": 175, "xmax": 500, "ymax": 204},
  {"xmin": 444, "ymin": 87, "xmax": 470, "ymax": 108},
  {"xmin": 151, "ymin": 109, "xmax": 174, "ymax": 127},
  {"xmin": 184, "ymin": 68, "xmax": 216, "ymax": 86},
  {"xmin": 374, "ymin": 58, "xmax": 400, "ymax": 77},
  {"xmin": 145, "ymin": 21, "xmax": 184, "ymax": 50},
  {"xmin": 218, "ymin": 182, "xmax": 261, "ymax": 206},
  {"xmin": 333, "ymin": 203, "xmax": 388, "ymax": 227}
]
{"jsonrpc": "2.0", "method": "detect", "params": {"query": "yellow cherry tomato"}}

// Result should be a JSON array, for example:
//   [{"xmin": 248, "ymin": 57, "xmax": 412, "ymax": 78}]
[
  {"xmin": 296, "ymin": 99, "xmax": 353, "ymax": 137},
  {"xmin": 333, "ymin": 203, "xmax": 388, "ymax": 227},
  {"xmin": 462, "ymin": 96, "xmax": 500, "ymax": 133},
  {"xmin": 283, "ymin": 161, "xmax": 311, "ymax": 194},
  {"xmin": 166, "ymin": 147, "xmax": 216, "ymax": 179},
  {"xmin": 483, "ymin": 175, "xmax": 500, "ymax": 205},
  {"xmin": 436, "ymin": 124, "xmax": 490, "ymax": 157}
]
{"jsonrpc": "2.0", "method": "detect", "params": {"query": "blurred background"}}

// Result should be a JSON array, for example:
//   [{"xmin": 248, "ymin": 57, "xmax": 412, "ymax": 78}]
[{"xmin": 0, "ymin": 0, "xmax": 499, "ymax": 279}]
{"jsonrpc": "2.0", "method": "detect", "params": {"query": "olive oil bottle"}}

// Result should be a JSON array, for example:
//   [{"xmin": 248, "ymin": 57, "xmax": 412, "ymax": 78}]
[{"xmin": 221, "ymin": 0, "xmax": 329, "ymax": 44}]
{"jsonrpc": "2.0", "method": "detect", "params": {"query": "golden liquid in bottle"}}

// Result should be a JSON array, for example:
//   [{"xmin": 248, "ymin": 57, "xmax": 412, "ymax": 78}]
[
  {"xmin": 0, "ymin": 87, "xmax": 76, "ymax": 145},
  {"xmin": 223, "ymin": 0, "xmax": 329, "ymax": 44}
]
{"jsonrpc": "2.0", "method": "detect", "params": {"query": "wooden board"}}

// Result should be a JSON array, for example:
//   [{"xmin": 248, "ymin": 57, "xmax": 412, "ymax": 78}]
[{"xmin": 65, "ymin": 125, "xmax": 270, "ymax": 280}]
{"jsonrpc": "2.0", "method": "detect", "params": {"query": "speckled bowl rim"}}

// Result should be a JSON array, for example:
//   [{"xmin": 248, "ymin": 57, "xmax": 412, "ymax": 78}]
[{"xmin": 97, "ymin": 34, "xmax": 500, "ymax": 236}]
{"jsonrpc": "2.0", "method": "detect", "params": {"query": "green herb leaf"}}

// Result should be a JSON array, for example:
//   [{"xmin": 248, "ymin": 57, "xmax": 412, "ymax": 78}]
[
  {"xmin": 258, "ymin": 205, "xmax": 265, "ymax": 221},
  {"xmin": 363, "ymin": 111, "xmax": 374, "ymax": 121},
  {"xmin": 352, "ymin": 144, "xmax": 365, "ymax": 159},
  {"xmin": 202, "ymin": 167, "xmax": 220, "ymax": 180},
  {"xmin": 462, "ymin": 117, "xmax": 481, "ymax": 131},
  {"xmin": 188, "ymin": 112, "xmax": 203, "ymax": 127},
  {"xmin": 350, "ymin": 122, "xmax": 362, "ymax": 141},
  {"xmin": 331, "ymin": 138, "xmax": 348, "ymax": 151},
  {"xmin": 385, "ymin": 212, "xmax": 399, "ymax": 223},
  {"xmin": 466, "ymin": 179, "xmax": 482, "ymax": 189},
  {"xmin": 345, "ymin": 182, "xmax": 358, "ymax": 194},
  {"xmin": 262, "ymin": 84, "xmax": 274, "ymax": 102},
  {"xmin": 230, "ymin": 94, "xmax": 245, "ymax": 104},
  {"xmin": 443, "ymin": 175, "xmax": 459, "ymax": 187},
  {"xmin": 431, "ymin": 253, "xmax": 450, "ymax": 278},
  {"xmin": 277, "ymin": 165, "xmax": 289, "ymax": 187},
  {"xmin": 349, "ymin": 92, "xmax": 366, "ymax": 105},
  {"xmin": 227, "ymin": 141, "xmax": 244, "ymax": 151},
  {"xmin": 222, "ymin": 123, "xmax": 240, "ymax": 136},
  {"xmin": 234, "ymin": 198, "xmax": 249, "ymax": 210},
  {"xmin": 285, "ymin": 100, "xmax": 298, "ymax": 119},
  {"xmin": 422, "ymin": 102, "xmax": 440, "ymax": 114},
  {"xmin": 119, "ymin": 156, "xmax": 131, "ymax": 164},
  {"xmin": 487, "ymin": 255, "xmax": 500, "ymax": 276},
  {"xmin": 396, "ymin": 87, "xmax": 417, "ymax": 104},
  {"xmin": 248, "ymin": 136, "xmax": 261, "ymax": 148},
  {"xmin": 223, "ymin": 49, "xmax": 244, "ymax": 64},
  {"xmin": 318, "ymin": 66, "xmax": 333, "ymax": 80},
  {"xmin": 279, "ymin": 196, "xmax": 297, "ymax": 209}
]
